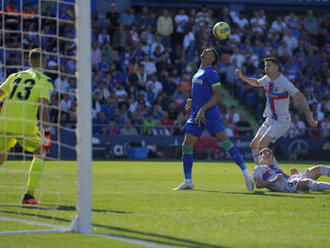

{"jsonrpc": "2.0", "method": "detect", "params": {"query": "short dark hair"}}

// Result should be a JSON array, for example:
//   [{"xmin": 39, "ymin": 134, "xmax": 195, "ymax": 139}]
[
  {"xmin": 210, "ymin": 47, "xmax": 219, "ymax": 66},
  {"xmin": 29, "ymin": 48, "xmax": 47, "ymax": 67},
  {"xmin": 264, "ymin": 56, "xmax": 281, "ymax": 68}
]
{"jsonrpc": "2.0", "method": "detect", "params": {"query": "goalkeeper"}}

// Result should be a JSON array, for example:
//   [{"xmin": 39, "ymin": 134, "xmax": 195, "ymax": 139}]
[{"xmin": 0, "ymin": 48, "xmax": 54, "ymax": 204}]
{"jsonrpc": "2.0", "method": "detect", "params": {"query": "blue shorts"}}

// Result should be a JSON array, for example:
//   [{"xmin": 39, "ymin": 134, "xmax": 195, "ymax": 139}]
[{"xmin": 183, "ymin": 116, "xmax": 225, "ymax": 137}]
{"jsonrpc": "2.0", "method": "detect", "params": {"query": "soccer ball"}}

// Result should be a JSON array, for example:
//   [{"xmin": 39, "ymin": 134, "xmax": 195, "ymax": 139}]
[{"xmin": 212, "ymin": 22, "xmax": 231, "ymax": 40}]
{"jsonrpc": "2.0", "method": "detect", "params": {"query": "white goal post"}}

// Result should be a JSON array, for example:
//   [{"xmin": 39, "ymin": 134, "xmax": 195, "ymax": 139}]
[
  {"xmin": 75, "ymin": 0, "xmax": 92, "ymax": 234},
  {"xmin": 0, "ymin": 0, "xmax": 91, "ymax": 234}
]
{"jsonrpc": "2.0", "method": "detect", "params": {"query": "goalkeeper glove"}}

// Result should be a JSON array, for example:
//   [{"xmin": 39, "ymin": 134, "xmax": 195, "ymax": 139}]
[{"xmin": 41, "ymin": 128, "xmax": 51, "ymax": 153}]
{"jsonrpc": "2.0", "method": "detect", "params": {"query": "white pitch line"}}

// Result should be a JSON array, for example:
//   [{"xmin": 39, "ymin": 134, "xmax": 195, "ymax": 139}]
[
  {"xmin": 92, "ymin": 233, "xmax": 177, "ymax": 248},
  {"xmin": 0, "ymin": 216, "xmax": 68, "ymax": 230}
]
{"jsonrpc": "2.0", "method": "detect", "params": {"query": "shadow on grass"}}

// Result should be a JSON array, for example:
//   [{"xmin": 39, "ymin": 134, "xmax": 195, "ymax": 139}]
[
  {"xmin": 0, "ymin": 209, "xmax": 225, "ymax": 248},
  {"xmin": 0, "ymin": 204, "xmax": 134, "ymax": 214},
  {"xmin": 194, "ymin": 189, "xmax": 316, "ymax": 199}
]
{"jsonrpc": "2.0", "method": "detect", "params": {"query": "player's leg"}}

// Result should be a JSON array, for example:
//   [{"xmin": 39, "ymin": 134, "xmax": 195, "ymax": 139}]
[
  {"xmin": 301, "ymin": 165, "xmax": 330, "ymax": 181},
  {"xmin": 214, "ymin": 131, "xmax": 254, "ymax": 191},
  {"xmin": 0, "ymin": 136, "xmax": 17, "ymax": 166},
  {"xmin": 258, "ymin": 119, "xmax": 290, "ymax": 168},
  {"xmin": 250, "ymin": 135, "xmax": 262, "ymax": 164},
  {"xmin": 173, "ymin": 123, "xmax": 201, "ymax": 190},
  {"xmin": 250, "ymin": 119, "xmax": 269, "ymax": 164},
  {"xmin": 18, "ymin": 134, "xmax": 44, "ymax": 204},
  {"xmin": 297, "ymin": 178, "xmax": 330, "ymax": 191}
]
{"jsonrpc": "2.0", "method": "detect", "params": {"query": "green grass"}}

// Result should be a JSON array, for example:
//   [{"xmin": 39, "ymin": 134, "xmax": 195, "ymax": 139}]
[{"xmin": 1, "ymin": 161, "xmax": 330, "ymax": 248}]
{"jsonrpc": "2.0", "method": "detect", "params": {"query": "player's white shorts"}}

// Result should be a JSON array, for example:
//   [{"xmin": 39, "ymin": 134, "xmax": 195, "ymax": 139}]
[
  {"xmin": 272, "ymin": 171, "xmax": 309, "ymax": 193},
  {"xmin": 256, "ymin": 117, "xmax": 290, "ymax": 141}
]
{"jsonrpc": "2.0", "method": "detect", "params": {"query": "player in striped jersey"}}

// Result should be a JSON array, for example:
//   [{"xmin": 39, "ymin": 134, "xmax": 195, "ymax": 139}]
[
  {"xmin": 236, "ymin": 57, "xmax": 317, "ymax": 167},
  {"xmin": 253, "ymin": 148, "xmax": 330, "ymax": 193},
  {"xmin": 0, "ymin": 48, "xmax": 54, "ymax": 204}
]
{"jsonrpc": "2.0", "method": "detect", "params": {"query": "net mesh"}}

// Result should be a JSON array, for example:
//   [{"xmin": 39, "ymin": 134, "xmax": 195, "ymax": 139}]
[{"xmin": 0, "ymin": 0, "xmax": 78, "ymax": 232}]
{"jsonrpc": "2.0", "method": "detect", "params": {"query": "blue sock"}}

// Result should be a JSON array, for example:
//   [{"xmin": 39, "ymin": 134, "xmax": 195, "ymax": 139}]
[
  {"xmin": 219, "ymin": 138, "xmax": 247, "ymax": 171},
  {"xmin": 182, "ymin": 145, "xmax": 194, "ymax": 180}
]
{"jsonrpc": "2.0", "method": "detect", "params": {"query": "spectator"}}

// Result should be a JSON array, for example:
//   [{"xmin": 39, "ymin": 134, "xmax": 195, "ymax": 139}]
[
  {"xmin": 303, "ymin": 10, "xmax": 319, "ymax": 35},
  {"xmin": 91, "ymin": 41, "xmax": 102, "ymax": 70},
  {"xmin": 225, "ymin": 106, "xmax": 240, "ymax": 124},
  {"xmin": 98, "ymin": 28, "xmax": 111, "ymax": 46},
  {"xmin": 156, "ymin": 9, "xmax": 173, "ymax": 47},
  {"xmin": 282, "ymin": 29, "xmax": 298, "ymax": 54},
  {"xmin": 289, "ymin": 114, "xmax": 306, "ymax": 138},
  {"xmin": 143, "ymin": 112, "xmax": 156, "ymax": 134},
  {"xmin": 101, "ymin": 96, "xmax": 116, "ymax": 121},
  {"xmin": 60, "ymin": 93, "xmax": 72, "ymax": 111},
  {"xmin": 121, "ymin": 119, "xmax": 138, "ymax": 135},
  {"xmin": 136, "ymin": 6, "xmax": 151, "ymax": 29},
  {"xmin": 113, "ymin": 81, "xmax": 128, "ymax": 103},
  {"xmin": 236, "ymin": 113, "xmax": 252, "ymax": 136},
  {"xmin": 120, "ymin": 6, "xmax": 136, "ymax": 27},
  {"xmin": 321, "ymin": 115, "xmax": 330, "ymax": 138},
  {"xmin": 141, "ymin": 55, "xmax": 157, "ymax": 76},
  {"xmin": 146, "ymin": 74, "xmax": 163, "ymax": 97},
  {"xmin": 250, "ymin": 10, "xmax": 266, "ymax": 34},
  {"xmin": 104, "ymin": 118, "xmax": 120, "ymax": 136},
  {"xmin": 174, "ymin": 9, "xmax": 189, "ymax": 45},
  {"xmin": 54, "ymin": 75, "xmax": 69, "ymax": 94},
  {"xmin": 106, "ymin": 3, "xmax": 120, "ymax": 35}
]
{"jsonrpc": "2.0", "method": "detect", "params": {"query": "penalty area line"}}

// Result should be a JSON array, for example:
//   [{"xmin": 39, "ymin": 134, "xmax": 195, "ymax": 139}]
[{"xmin": 92, "ymin": 232, "xmax": 177, "ymax": 248}]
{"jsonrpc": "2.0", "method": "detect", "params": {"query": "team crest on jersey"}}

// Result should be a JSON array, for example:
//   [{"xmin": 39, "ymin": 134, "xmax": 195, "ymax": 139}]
[{"xmin": 274, "ymin": 87, "xmax": 278, "ymax": 92}]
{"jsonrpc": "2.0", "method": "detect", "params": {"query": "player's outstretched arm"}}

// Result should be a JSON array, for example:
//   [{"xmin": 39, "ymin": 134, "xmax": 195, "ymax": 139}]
[
  {"xmin": 39, "ymin": 98, "xmax": 51, "ymax": 153},
  {"xmin": 293, "ymin": 91, "xmax": 318, "ymax": 127},
  {"xmin": 235, "ymin": 69, "xmax": 261, "ymax": 87}
]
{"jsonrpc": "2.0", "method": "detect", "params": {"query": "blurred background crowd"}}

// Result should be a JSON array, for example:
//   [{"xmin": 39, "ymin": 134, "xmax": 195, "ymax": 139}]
[{"xmin": 0, "ymin": 0, "xmax": 329, "ymax": 140}]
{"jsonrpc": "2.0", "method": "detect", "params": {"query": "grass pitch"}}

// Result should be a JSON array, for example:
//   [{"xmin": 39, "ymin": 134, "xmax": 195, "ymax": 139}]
[{"xmin": 1, "ymin": 160, "xmax": 330, "ymax": 248}]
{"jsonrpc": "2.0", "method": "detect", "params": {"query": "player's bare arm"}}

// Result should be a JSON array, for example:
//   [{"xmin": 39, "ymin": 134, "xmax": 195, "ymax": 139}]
[
  {"xmin": 39, "ymin": 98, "xmax": 50, "ymax": 129},
  {"xmin": 235, "ymin": 69, "xmax": 261, "ymax": 87},
  {"xmin": 184, "ymin": 98, "xmax": 191, "ymax": 114},
  {"xmin": 255, "ymin": 174, "xmax": 283, "ymax": 188},
  {"xmin": 293, "ymin": 91, "xmax": 318, "ymax": 127},
  {"xmin": 39, "ymin": 97, "xmax": 51, "ymax": 154},
  {"xmin": 195, "ymin": 85, "xmax": 221, "ymax": 126}
]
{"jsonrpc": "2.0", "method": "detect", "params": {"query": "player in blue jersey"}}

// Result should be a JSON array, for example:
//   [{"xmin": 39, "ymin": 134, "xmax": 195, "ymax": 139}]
[{"xmin": 173, "ymin": 48, "xmax": 254, "ymax": 191}]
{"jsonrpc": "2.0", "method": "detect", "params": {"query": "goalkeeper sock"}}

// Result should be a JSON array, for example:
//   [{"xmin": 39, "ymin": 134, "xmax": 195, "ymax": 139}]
[
  {"xmin": 219, "ymin": 138, "xmax": 247, "ymax": 171},
  {"xmin": 182, "ymin": 144, "xmax": 193, "ymax": 181},
  {"xmin": 320, "ymin": 165, "xmax": 330, "ymax": 177},
  {"xmin": 251, "ymin": 149, "xmax": 259, "ymax": 165},
  {"xmin": 308, "ymin": 180, "xmax": 330, "ymax": 191},
  {"xmin": 26, "ymin": 157, "xmax": 45, "ymax": 195}
]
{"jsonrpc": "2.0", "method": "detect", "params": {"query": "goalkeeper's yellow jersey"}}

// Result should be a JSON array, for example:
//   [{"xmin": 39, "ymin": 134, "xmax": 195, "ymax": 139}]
[{"xmin": 0, "ymin": 69, "xmax": 53, "ymax": 135}]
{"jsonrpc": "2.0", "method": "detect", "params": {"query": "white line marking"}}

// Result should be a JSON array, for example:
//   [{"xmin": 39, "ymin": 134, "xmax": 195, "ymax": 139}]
[
  {"xmin": 0, "ymin": 216, "xmax": 68, "ymax": 230},
  {"xmin": 92, "ymin": 233, "xmax": 177, "ymax": 248}
]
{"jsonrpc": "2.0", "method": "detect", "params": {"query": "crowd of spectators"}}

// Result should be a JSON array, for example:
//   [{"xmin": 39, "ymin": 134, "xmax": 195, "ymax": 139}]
[{"xmin": 0, "ymin": 1, "xmax": 329, "ymax": 140}]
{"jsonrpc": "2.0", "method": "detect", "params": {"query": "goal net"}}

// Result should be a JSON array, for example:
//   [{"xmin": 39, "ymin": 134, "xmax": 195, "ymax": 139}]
[{"xmin": 0, "ymin": 0, "xmax": 91, "ymax": 234}]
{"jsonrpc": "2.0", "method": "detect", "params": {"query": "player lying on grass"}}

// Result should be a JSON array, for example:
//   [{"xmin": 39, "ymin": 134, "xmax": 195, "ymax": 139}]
[
  {"xmin": 173, "ymin": 47, "xmax": 254, "ymax": 191},
  {"xmin": 0, "ymin": 48, "xmax": 53, "ymax": 204},
  {"xmin": 253, "ymin": 148, "xmax": 330, "ymax": 193}
]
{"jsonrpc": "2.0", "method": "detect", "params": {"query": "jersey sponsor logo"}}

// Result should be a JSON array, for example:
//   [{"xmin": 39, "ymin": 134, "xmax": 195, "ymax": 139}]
[{"xmin": 192, "ymin": 79, "xmax": 203, "ymax": 85}]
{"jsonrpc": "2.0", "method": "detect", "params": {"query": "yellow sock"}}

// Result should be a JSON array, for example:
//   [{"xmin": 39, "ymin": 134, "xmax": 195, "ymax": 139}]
[{"xmin": 26, "ymin": 157, "xmax": 44, "ymax": 195}]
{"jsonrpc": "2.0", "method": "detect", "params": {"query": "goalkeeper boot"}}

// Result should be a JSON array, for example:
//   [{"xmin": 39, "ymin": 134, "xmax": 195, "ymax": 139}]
[
  {"xmin": 243, "ymin": 169, "xmax": 254, "ymax": 191},
  {"xmin": 173, "ymin": 181, "xmax": 194, "ymax": 190},
  {"xmin": 22, "ymin": 193, "xmax": 41, "ymax": 205}
]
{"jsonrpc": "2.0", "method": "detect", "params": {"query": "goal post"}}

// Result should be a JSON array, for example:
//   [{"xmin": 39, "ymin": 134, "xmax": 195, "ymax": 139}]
[
  {"xmin": 0, "ymin": 0, "xmax": 92, "ymax": 235},
  {"xmin": 75, "ymin": 0, "xmax": 92, "ymax": 234}
]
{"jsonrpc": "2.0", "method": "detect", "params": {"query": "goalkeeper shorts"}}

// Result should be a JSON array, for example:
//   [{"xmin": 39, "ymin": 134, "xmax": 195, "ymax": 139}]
[{"xmin": 0, "ymin": 131, "xmax": 41, "ymax": 153}]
